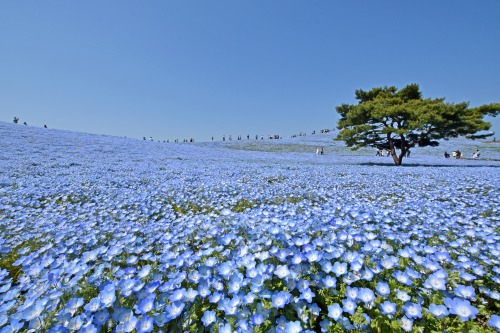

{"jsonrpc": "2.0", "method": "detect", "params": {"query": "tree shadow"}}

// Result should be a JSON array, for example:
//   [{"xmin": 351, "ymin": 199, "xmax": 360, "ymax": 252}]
[{"xmin": 358, "ymin": 162, "xmax": 500, "ymax": 168}]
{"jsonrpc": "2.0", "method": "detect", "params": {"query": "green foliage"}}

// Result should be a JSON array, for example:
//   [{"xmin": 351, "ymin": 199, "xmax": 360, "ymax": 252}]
[
  {"xmin": 0, "ymin": 239, "xmax": 43, "ymax": 283},
  {"xmin": 335, "ymin": 84, "xmax": 497, "ymax": 165}
]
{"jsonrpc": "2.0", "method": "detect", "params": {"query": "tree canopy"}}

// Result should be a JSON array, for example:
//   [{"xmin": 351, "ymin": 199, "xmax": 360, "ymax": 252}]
[{"xmin": 335, "ymin": 84, "xmax": 499, "ymax": 165}]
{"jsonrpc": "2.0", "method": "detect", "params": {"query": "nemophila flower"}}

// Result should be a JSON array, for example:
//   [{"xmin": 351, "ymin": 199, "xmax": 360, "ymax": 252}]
[
  {"xmin": 84, "ymin": 297, "xmax": 101, "ymax": 313},
  {"xmin": 488, "ymin": 315, "xmax": 500, "ymax": 331},
  {"xmin": 198, "ymin": 282, "xmax": 211, "ymax": 298},
  {"xmin": 392, "ymin": 270, "xmax": 412, "ymax": 286},
  {"xmin": 119, "ymin": 315, "xmax": 138, "ymax": 333},
  {"xmin": 201, "ymin": 310, "xmax": 217, "ymax": 326},
  {"xmin": 93, "ymin": 310, "xmax": 109, "ymax": 326},
  {"xmin": 305, "ymin": 250, "xmax": 322, "ymax": 262},
  {"xmin": 183, "ymin": 288, "xmax": 198, "ymax": 302},
  {"xmin": 357, "ymin": 288, "xmax": 375, "ymax": 305},
  {"xmin": 343, "ymin": 272, "xmax": 360, "ymax": 285},
  {"xmin": 376, "ymin": 281, "xmax": 390, "ymax": 297},
  {"xmin": 427, "ymin": 304, "xmax": 449, "ymax": 318},
  {"xmin": 219, "ymin": 322, "xmax": 232, "ymax": 333},
  {"xmin": 0, "ymin": 314, "xmax": 7, "ymax": 327},
  {"xmin": 228, "ymin": 275, "xmax": 243, "ymax": 294},
  {"xmin": 445, "ymin": 297, "xmax": 479, "ymax": 321},
  {"xmin": 361, "ymin": 268, "xmax": 374, "ymax": 281},
  {"xmin": 274, "ymin": 265, "xmax": 291, "ymax": 279},
  {"xmin": 320, "ymin": 260, "xmax": 333, "ymax": 273},
  {"xmin": 66, "ymin": 297, "xmax": 84, "ymax": 314},
  {"xmin": 300, "ymin": 288, "xmax": 315, "ymax": 303},
  {"xmin": 137, "ymin": 265, "xmax": 151, "ymax": 279},
  {"xmin": 213, "ymin": 279, "xmax": 225, "ymax": 291},
  {"xmin": 342, "ymin": 298, "xmax": 357, "ymax": 315},
  {"xmin": 238, "ymin": 319, "xmax": 250, "ymax": 332},
  {"xmin": 423, "ymin": 272, "xmax": 447, "ymax": 291},
  {"xmin": 332, "ymin": 262, "xmax": 347, "ymax": 276},
  {"xmin": 309, "ymin": 303, "xmax": 321, "ymax": 317},
  {"xmin": 322, "ymin": 275, "xmax": 336, "ymax": 289},
  {"xmin": 402, "ymin": 302, "xmax": 422, "ymax": 319},
  {"xmin": 327, "ymin": 303, "xmax": 343, "ymax": 321},
  {"xmin": 165, "ymin": 301, "xmax": 185, "ymax": 321},
  {"xmin": 169, "ymin": 288, "xmax": 186, "ymax": 302},
  {"xmin": 284, "ymin": 320, "xmax": 302, "ymax": 333},
  {"xmin": 380, "ymin": 301, "xmax": 397, "ymax": 316},
  {"xmin": 67, "ymin": 315, "xmax": 84, "ymax": 331},
  {"xmin": 272, "ymin": 291, "xmax": 291, "ymax": 308},
  {"xmin": 136, "ymin": 294, "xmax": 155, "ymax": 314},
  {"xmin": 380, "ymin": 256, "xmax": 397, "ymax": 269},
  {"xmin": 459, "ymin": 270, "xmax": 477, "ymax": 282},
  {"xmin": 209, "ymin": 292, "xmax": 222, "ymax": 303},
  {"xmin": 296, "ymin": 279, "xmax": 310, "ymax": 292},
  {"xmin": 99, "ymin": 287, "xmax": 116, "ymax": 308},
  {"xmin": 2, "ymin": 319, "xmax": 24, "ymax": 332},
  {"xmin": 218, "ymin": 262, "xmax": 234, "ymax": 277},
  {"xmin": 345, "ymin": 286, "xmax": 359, "ymax": 300},
  {"xmin": 434, "ymin": 251, "xmax": 452, "ymax": 263},
  {"xmin": 153, "ymin": 312, "xmax": 168, "ymax": 327},
  {"xmin": 136, "ymin": 316, "xmax": 154, "ymax": 333},
  {"xmin": 399, "ymin": 316, "xmax": 413, "ymax": 332},
  {"xmin": 454, "ymin": 285, "xmax": 476, "ymax": 300},
  {"xmin": 251, "ymin": 313, "xmax": 264, "ymax": 326},
  {"xmin": 20, "ymin": 300, "xmax": 45, "ymax": 321}
]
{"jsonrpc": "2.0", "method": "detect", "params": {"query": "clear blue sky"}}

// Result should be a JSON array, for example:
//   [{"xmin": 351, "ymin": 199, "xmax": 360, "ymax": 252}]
[{"xmin": 1, "ymin": 1, "xmax": 499, "ymax": 142}]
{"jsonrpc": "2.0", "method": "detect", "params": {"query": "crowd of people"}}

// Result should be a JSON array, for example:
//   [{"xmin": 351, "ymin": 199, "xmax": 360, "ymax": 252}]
[
  {"xmin": 11, "ymin": 117, "xmax": 487, "ymax": 160},
  {"xmin": 445, "ymin": 149, "xmax": 480, "ymax": 159}
]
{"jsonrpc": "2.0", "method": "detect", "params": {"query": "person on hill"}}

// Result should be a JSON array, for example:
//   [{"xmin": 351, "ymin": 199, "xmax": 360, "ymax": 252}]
[
  {"xmin": 444, "ymin": 151, "xmax": 450, "ymax": 158},
  {"xmin": 472, "ymin": 150, "xmax": 480, "ymax": 159}
]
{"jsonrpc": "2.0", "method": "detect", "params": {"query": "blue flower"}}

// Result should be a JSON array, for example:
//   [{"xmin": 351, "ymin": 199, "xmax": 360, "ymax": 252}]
[
  {"xmin": 345, "ymin": 286, "xmax": 359, "ymax": 300},
  {"xmin": 120, "ymin": 315, "xmax": 138, "ymax": 333},
  {"xmin": 322, "ymin": 275, "xmax": 336, "ymax": 289},
  {"xmin": 379, "ymin": 301, "xmax": 397, "ymax": 316},
  {"xmin": 136, "ymin": 294, "xmax": 155, "ymax": 314},
  {"xmin": 402, "ymin": 302, "xmax": 422, "ymax": 319},
  {"xmin": 201, "ymin": 310, "xmax": 216, "ymax": 326},
  {"xmin": 357, "ymin": 288, "xmax": 375, "ymax": 305},
  {"xmin": 165, "ymin": 301, "xmax": 185, "ymax": 321},
  {"xmin": 454, "ymin": 285, "xmax": 476, "ymax": 300},
  {"xmin": 251, "ymin": 313, "xmax": 264, "ymax": 326},
  {"xmin": 332, "ymin": 262, "xmax": 347, "ymax": 276},
  {"xmin": 395, "ymin": 289, "xmax": 411, "ymax": 302},
  {"xmin": 375, "ymin": 281, "xmax": 390, "ymax": 297},
  {"xmin": 445, "ymin": 297, "xmax": 478, "ymax": 321},
  {"xmin": 274, "ymin": 265, "xmax": 291, "ymax": 279},
  {"xmin": 20, "ymin": 300, "xmax": 45, "ymax": 321},
  {"xmin": 272, "ymin": 291, "xmax": 291, "ymax": 308},
  {"xmin": 99, "ymin": 286, "xmax": 116, "ymax": 308},
  {"xmin": 423, "ymin": 272, "xmax": 447, "ymax": 291},
  {"xmin": 136, "ymin": 316, "xmax": 154, "ymax": 333},
  {"xmin": 169, "ymin": 288, "xmax": 186, "ymax": 302},
  {"xmin": 219, "ymin": 322, "xmax": 232, "ymax": 333},
  {"xmin": 392, "ymin": 270, "xmax": 412, "ymax": 286},
  {"xmin": 84, "ymin": 297, "xmax": 101, "ymax": 313},
  {"xmin": 327, "ymin": 303, "xmax": 342, "ymax": 321},
  {"xmin": 300, "ymin": 288, "xmax": 315, "ymax": 303},
  {"xmin": 342, "ymin": 298, "xmax": 357, "ymax": 315},
  {"xmin": 488, "ymin": 314, "xmax": 500, "ymax": 331},
  {"xmin": 93, "ymin": 310, "xmax": 109, "ymax": 326},
  {"xmin": 284, "ymin": 320, "xmax": 302, "ymax": 333},
  {"xmin": 399, "ymin": 316, "xmax": 413, "ymax": 332},
  {"xmin": 427, "ymin": 304, "xmax": 449, "ymax": 319}
]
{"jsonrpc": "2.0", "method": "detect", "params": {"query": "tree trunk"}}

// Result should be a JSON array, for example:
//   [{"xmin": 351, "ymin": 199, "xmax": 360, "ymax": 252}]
[{"xmin": 388, "ymin": 134, "xmax": 402, "ymax": 165}]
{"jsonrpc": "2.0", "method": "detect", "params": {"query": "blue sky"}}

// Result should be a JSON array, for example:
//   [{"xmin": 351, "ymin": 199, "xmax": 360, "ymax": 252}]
[{"xmin": 1, "ymin": 1, "xmax": 499, "ymax": 142}]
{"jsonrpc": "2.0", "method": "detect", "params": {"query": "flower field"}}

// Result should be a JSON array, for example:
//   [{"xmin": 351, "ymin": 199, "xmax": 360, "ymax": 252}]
[{"xmin": 1, "ymin": 122, "xmax": 499, "ymax": 332}]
